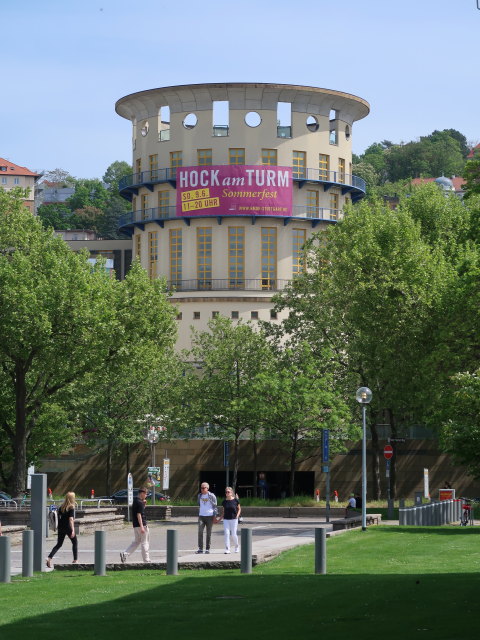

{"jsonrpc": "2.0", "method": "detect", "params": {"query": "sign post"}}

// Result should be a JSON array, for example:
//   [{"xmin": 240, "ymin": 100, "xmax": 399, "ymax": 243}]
[
  {"xmin": 322, "ymin": 430, "xmax": 330, "ymax": 522},
  {"xmin": 127, "ymin": 472, "xmax": 133, "ymax": 522},
  {"xmin": 224, "ymin": 441, "xmax": 230, "ymax": 488},
  {"xmin": 384, "ymin": 444, "xmax": 394, "ymax": 502},
  {"xmin": 163, "ymin": 457, "xmax": 170, "ymax": 492}
]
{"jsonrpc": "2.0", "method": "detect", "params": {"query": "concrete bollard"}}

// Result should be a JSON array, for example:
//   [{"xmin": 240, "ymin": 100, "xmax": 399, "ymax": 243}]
[
  {"xmin": 22, "ymin": 529, "xmax": 34, "ymax": 577},
  {"xmin": 387, "ymin": 499, "xmax": 395, "ymax": 520},
  {"xmin": 240, "ymin": 528, "xmax": 252, "ymax": 574},
  {"xmin": 94, "ymin": 530, "xmax": 106, "ymax": 576},
  {"xmin": 166, "ymin": 529, "xmax": 178, "ymax": 575},
  {"xmin": 0, "ymin": 536, "xmax": 11, "ymax": 583},
  {"xmin": 315, "ymin": 528, "xmax": 326, "ymax": 574}
]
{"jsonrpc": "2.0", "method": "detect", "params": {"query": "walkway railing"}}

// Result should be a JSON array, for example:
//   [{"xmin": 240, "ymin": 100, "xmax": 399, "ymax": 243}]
[{"xmin": 398, "ymin": 499, "xmax": 462, "ymax": 525}]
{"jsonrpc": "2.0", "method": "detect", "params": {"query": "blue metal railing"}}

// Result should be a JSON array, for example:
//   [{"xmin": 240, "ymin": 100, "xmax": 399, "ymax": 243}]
[
  {"xmin": 119, "ymin": 166, "xmax": 366, "ymax": 194},
  {"xmin": 166, "ymin": 278, "xmax": 290, "ymax": 292},
  {"xmin": 118, "ymin": 205, "xmax": 340, "ymax": 228}
]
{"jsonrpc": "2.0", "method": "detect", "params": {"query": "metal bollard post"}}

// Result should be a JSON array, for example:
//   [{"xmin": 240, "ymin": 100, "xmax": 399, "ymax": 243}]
[
  {"xmin": 31, "ymin": 474, "xmax": 47, "ymax": 572},
  {"xmin": 166, "ymin": 529, "xmax": 178, "ymax": 575},
  {"xmin": 399, "ymin": 507, "xmax": 405, "ymax": 525},
  {"xmin": 22, "ymin": 529, "xmax": 34, "ymax": 577},
  {"xmin": 426, "ymin": 502, "xmax": 434, "ymax": 526},
  {"xmin": 399, "ymin": 498, "xmax": 405, "ymax": 509},
  {"xmin": 315, "ymin": 528, "xmax": 326, "ymax": 574},
  {"xmin": 387, "ymin": 499, "xmax": 395, "ymax": 520},
  {"xmin": 418, "ymin": 505, "xmax": 424, "ymax": 526},
  {"xmin": 240, "ymin": 528, "xmax": 252, "ymax": 574},
  {"xmin": 0, "ymin": 536, "xmax": 11, "ymax": 583},
  {"xmin": 94, "ymin": 530, "xmax": 106, "ymax": 576}
]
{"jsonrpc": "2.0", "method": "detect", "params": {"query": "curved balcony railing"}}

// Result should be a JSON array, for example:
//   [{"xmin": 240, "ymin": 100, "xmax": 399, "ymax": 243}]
[
  {"xmin": 118, "ymin": 205, "xmax": 340, "ymax": 228},
  {"xmin": 119, "ymin": 167, "xmax": 366, "ymax": 195},
  {"xmin": 166, "ymin": 278, "xmax": 290, "ymax": 292}
]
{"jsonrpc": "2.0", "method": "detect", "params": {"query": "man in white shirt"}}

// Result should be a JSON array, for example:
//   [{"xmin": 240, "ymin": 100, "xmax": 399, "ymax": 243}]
[{"xmin": 197, "ymin": 482, "xmax": 217, "ymax": 554}]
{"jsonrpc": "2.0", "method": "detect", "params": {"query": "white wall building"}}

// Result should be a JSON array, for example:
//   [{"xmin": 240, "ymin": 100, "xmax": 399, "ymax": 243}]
[{"xmin": 115, "ymin": 83, "xmax": 369, "ymax": 349}]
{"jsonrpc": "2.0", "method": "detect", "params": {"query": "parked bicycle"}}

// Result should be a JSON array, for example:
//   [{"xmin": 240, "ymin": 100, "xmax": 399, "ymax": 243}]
[{"xmin": 460, "ymin": 498, "xmax": 474, "ymax": 526}]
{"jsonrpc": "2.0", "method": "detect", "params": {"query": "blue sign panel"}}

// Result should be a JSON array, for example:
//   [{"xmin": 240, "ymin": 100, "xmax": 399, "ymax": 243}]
[{"xmin": 322, "ymin": 430, "xmax": 329, "ymax": 463}]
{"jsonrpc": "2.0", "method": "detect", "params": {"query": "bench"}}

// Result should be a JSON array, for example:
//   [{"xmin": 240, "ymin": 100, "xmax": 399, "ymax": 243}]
[{"xmin": 331, "ymin": 513, "xmax": 381, "ymax": 531}]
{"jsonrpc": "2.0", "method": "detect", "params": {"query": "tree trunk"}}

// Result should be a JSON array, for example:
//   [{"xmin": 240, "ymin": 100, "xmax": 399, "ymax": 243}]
[
  {"xmin": 252, "ymin": 435, "xmax": 258, "ymax": 498},
  {"xmin": 369, "ymin": 415, "xmax": 381, "ymax": 500},
  {"xmin": 126, "ymin": 443, "xmax": 131, "ymax": 476},
  {"xmin": 11, "ymin": 363, "xmax": 28, "ymax": 498},
  {"xmin": 288, "ymin": 433, "xmax": 298, "ymax": 497},
  {"xmin": 387, "ymin": 408, "xmax": 397, "ymax": 499},
  {"xmin": 232, "ymin": 434, "xmax": 240, "ymax": 492},
  {"xmin": 105, "ymin": 437, "xmax": 114, "ymax": 495}
]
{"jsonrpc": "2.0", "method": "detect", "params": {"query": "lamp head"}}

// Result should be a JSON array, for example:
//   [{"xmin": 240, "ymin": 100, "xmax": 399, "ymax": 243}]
[{"xmin": 355, "ymin": 387, "xmax": 372, "ymax": 404}]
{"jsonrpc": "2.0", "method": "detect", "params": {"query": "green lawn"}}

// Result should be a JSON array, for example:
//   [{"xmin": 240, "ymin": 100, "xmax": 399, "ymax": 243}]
[{"xmin": 1, "ymin": 526, "xmax": 479, "ymax": 640}]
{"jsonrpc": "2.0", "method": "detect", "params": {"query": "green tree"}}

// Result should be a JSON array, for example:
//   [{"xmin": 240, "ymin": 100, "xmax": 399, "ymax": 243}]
[
  {"xmin": 462, "ymin": 150, "xmax": 480, "ymax": 199},
  {"xmin": 103, "ymin": 161, "xmax": 132, "ymax": 193},
  {"xmin": 258, "ymin": 340, "xmax": 355, "ymax": 497},
  {"xmin": 37, "ymin": 203, "xmax": 76, "ymax": 230},
  {"xmin": 0, "ymin": 189, "xmax": 116, "ymax": 495},
  {"xmin": 185, "ymin": 317, "xmax": 273, "ymax": 491},
  {"xmin": 67, "ymin": 179, "xmax": 110, "ymax": 213}
]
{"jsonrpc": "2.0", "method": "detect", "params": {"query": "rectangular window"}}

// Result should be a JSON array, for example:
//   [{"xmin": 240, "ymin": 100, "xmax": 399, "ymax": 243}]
[
  {"xmin": 262, "ymin": 149, "xmax": 277, "ymax": 166},
  {"xmin": 14, "ymin": 177, "xmax": 20, "ymax": 185},
  {"xmin": 170, "ymin": 151, "xmax": 182, "ymax": 179},
  {"xmin": 197, "ymin": 149, "xmax": 212, "ymax": 166},
  {"xmin": 292, "ymin": 229, "xmax": 307, "ymax": 277},
  {"xmin": 135, "ymin": 158, "xmax": 141, "ymax": 178},
  {"xmin": 338, "ymin": 158, "xmax": 345, "ymax": 184},
  {"xmin": 141, "ymin": 194, "xmax": 148, "ymax": 220},
  {"xmin": 1, "ymin": 177, "xmax": 6, "ymax": 184},
  {"xmin": 135, "ymin": 233, "xmax": 141, "ymax": 260},
  {"xmin": 212, "ymin": 311, "xmax": 219, "ymax": 318},
  {"xmin": 149, "ymin": 154, "xmax": 158, "ymax": 180},
  {"xmin": 319, "ymin": 154, "xmax": 330, "ymax": 180},
  {"xmin": 148, "ymin": 231, "xmax": 158, "ymax": 279},
  {"xmin": 261, "ymin": 227, "xmax": 277, "ymax": 289},
  {"xmin": 229, "ymin": 148, "xmax": 245, "ymax": 165},
  {"xmin": 306, "ymin": 190, "xmax": 319, "ymax": 218},
  {"xmin": 197, "ymin": 227, "xmax": 212, "ymax": 289},
  {"xmin": 251, "ymin": 311, "xmax": 259, "ymax": 320},
  {"xmin": 158, "ymin": 190, "xmax": 170, "ymax": 217},
  {"xmin": 176, "ymin": 312, "xmax": 182, "ymax": 320},
  {"xmin": 270, "ymin": 309, "xmax": 278, "ymax": 320},
  {"xmin": 292, "ymin": 151, "xmax": 306, "ymax": 179},
  {"xmin": 330, "ymin": 191, "xmax": 339, "ymax": 219},
  {"xmin": 231, "ymin": 311, "xmax": 239, "ymax": 319},
  {"xmin": 193, "ymin": 311, "xmax": 200, "ymax": 320},
  {"xmin": 169, "ymin": 228, "xmax": 182, "ymax": 288},
  {"xmin": 228, "ymin": 227, "xmax": 245, "ymax": 289}
]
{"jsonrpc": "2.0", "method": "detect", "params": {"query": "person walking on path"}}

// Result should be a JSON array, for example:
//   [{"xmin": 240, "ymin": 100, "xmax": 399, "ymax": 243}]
[
  {"xmin": 46, "ymin": 491, "xmax": 78, "ymax": 568},
  {"xmin": 197, "ymin": 482, "xmax": 217, "ymax": 554},
  {"xmin": 217, "ymin": 486, "xmax": 241, "ymax": 554},
  {"xmin": 120, "ymin": 487, "xmax": 150, "ymax": 563}
]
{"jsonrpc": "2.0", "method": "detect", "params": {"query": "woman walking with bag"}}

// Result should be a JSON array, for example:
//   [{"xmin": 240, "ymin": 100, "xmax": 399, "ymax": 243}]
[
  {"xmin": 46, "ymin": 491, "xmax": 78, "ymax": 568},
  {"xmin": 218, "ymin": 486, "xmax": 241, "ymax": 554}
]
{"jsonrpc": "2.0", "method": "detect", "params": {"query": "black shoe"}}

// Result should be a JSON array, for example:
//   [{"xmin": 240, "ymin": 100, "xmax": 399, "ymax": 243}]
[
  {"xmin": 195, "ymin": 549, "xmax": 203, "ymax": 554},
  {"xmin": 205, "ymin": 550, "xmax": 210, "ymax": 554}
]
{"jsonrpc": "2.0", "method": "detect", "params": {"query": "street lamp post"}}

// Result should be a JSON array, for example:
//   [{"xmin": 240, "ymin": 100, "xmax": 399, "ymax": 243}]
[{"xmin": 355, "ymin": 387, "xmax": 372, "ymax": 531}]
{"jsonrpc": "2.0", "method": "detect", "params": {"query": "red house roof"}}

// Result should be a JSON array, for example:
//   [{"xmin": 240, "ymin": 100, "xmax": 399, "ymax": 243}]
[
  {"xmin": 0, "ymin": 157, "xmax": 41, "ymax": 178},
  {"xmin": 411, "ymin": 176, "xmax": 465, "ymax": 192},
  {"xmin": 466, "ymin": 143, "xmax": 480, "ymax": 159}
]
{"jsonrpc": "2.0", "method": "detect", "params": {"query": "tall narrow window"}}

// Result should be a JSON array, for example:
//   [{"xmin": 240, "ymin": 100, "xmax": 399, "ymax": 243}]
[
  {"xmin": 330, "ymin": 191, "xmax": 339, "ymax": 219},
  {"xmin": 319, "ymin": 154, "xmax": 330, "ymax": 180},
  {"xmin": 149, "ymin": 154, "xmax": 158, "ymax": 180},
  {"xmin": 197, "ymin": 227, "xmax": 212, "ymax": 289},
  {"xmin": 135, "ymin": 158, "xmax": 142, "ymax": 180},
  {"xmin": 170, "ymin": 228, "xmax": 182, "ymax": 288},
  {"xmin": 261, "ymin": 227, "xmax": 277, "ymax": 290},
  {"xmin": 292, "ymin": 151, "xmax": 306, "ymax": 179},
  {"xmin": 135, "ymin": 233, "xmax": 141, "ymax": 260},
  {"xmin": 277, "ymin": 101, "xmax": 292, "ymax": 138},
  {"xmin": 228, "ymin": 227, "xmax": 245, "ymax": 288},
  {"xmin": 229, "ymin": 148, "xmax": 245, "ymax": 165},
  {"xmin": 159, "ymin": 105, "xmax": 171, "ymax": 141},
  {"xmin": 306, "ymin": 190, "xmax": 319, "ymax": 218},
  {"xmin": 158, "ymin": 190, "xmax": 170, "ymax": 217},
  {"xmin": 148, "ymin": 231, "xmax": 158, "ymax": 279},
  {"xmin": 338, "ymin": 158, "xmax": 345, "ymax": 184},
  {"xmin": 213, "ymin": 100, "xmax": 229, "ymax": 136},
  {"xmin": 292, "ymin": 229, "xmax": 306, "ymax": 277},
  {"xmin": 197, "ymin": 149, "xmax": 212, "ymax": 166},
  {"xmin": 262, "ymin": 149, "xmax": 277, "ymax": 166},
  {"xmin": 170, "ymin": 151, "xmax": 182, "ymax": 179},
  {"xmin": 141, "ymin": 194, "xmax": 148, "ymax": 220}
]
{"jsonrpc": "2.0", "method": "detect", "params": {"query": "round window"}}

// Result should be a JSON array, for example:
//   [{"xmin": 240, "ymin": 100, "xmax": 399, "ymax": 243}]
[
  {"xmin": 140, "ymin": 121, "xmax": 149, "ymax": 137},
  {"xmin": 245, "ymin": 111, "xmax": 261, "ymax": 127},
  {"xmin": 306, "ymin": 116, "xmax": 319, "ymax": 132},
  {"xmin": 183, "ymin": 113, "xmax": 198, "ymax": 129}
]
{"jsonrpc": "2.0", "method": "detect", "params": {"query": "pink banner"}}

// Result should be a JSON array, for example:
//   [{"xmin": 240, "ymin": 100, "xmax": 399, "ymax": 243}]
[{"xmin": 176, "ymin": 165, "xmax": 292, "ymax": 216}]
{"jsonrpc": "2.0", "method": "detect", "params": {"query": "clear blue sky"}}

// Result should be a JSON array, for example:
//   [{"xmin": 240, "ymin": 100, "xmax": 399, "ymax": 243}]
[{"xmin": 2, "ymin": 0, "xmax": 479, "ymax": 179}]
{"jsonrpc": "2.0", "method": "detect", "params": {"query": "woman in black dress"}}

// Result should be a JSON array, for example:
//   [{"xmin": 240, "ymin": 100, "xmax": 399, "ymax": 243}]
[{"xmin": 46, "ymin": 491, "xmax": 78, "ymax": 568}]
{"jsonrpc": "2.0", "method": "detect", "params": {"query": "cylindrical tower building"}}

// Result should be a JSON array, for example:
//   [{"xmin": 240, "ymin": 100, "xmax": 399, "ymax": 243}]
[{"xmin": 116, "ymin": 83, "xmax": 369, "ymax": 349}]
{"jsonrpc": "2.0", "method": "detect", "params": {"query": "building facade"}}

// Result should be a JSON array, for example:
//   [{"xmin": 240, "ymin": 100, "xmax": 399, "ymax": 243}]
[
  {"xmin": 115, "ymin": 83, "xmax": 370, "ymax": 349},
  {"xmin": 0, "ymin": 157, "xmax": 40, "ymax": 213}
]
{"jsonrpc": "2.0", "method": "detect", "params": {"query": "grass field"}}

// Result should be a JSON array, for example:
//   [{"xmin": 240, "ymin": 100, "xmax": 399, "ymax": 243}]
[{"xmin": 1, "ymin": 526, "xmax": 479, "ymax": 640}]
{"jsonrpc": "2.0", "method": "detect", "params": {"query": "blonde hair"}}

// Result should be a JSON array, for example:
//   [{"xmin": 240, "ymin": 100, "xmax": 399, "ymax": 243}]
[
  {"xmin": 225, "ymin": 486, "xmax": 234, "ymax": 493},
  {"xmin": 60, "ymin": 491, "xmax": 76, "ymax": 513}
]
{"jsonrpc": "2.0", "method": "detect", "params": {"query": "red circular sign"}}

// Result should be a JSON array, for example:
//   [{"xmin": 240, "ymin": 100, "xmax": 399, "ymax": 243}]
[{"xmin": 384, "ymin": 444, "xmax": 394, "ymax": 460}]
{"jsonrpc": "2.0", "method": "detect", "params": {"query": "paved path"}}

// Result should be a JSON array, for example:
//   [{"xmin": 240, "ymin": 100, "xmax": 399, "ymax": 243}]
[{"xmin": 7, "ymin": 516, "xmax": 336, "ymax": 575}]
